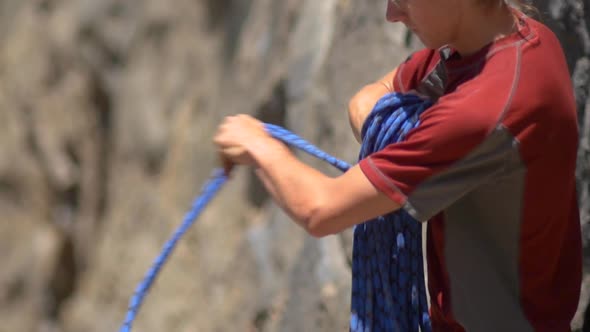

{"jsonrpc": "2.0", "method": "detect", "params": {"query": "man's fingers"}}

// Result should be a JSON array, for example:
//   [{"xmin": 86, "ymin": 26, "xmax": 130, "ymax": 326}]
[
  {"xmin": 218, "ymin": 146, "xmax": 246, "ymax": 174},
  {"xmin": 220, "ymin": 154, "xmax": 234, "ymax": 176}
]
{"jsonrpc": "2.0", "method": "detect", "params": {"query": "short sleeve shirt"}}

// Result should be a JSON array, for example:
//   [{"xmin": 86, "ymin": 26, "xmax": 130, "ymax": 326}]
[{"xmin": 358, "ymin": 11, "xmax": 582, "ymax": 332}]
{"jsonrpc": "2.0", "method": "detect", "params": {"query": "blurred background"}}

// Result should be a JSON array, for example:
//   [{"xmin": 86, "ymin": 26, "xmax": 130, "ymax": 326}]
[{"xmin": 0, "ymin": 0, "xmax": 588, "ymax": 331}]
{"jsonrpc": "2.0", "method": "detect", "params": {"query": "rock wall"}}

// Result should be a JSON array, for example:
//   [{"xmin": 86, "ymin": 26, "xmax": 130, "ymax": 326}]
[{"xmin": 0, "ymin": 1, "xmax": 587, "ymax": 331}]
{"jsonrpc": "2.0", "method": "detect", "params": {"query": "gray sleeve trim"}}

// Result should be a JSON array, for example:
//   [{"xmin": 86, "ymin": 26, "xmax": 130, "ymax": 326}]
[
  {"xmin": 496, "ymin": 41, "xmax": 523, "ymax": 124},
  {"xmin": 403, "ymin": 201, "xmax": 428, "ymax": 222},
  {"xmin": 365, "ymin": 157, "xmax": 408, "ymax": 201},
  {"xmin": 366, "ymin": 157, "xmax": 427, "ymax": 222}
]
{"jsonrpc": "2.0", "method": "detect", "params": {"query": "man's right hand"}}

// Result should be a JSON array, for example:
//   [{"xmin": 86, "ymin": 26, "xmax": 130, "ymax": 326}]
[{"xmin": 348, "ymin": 68, "xmax": 398, "ymax": 143}]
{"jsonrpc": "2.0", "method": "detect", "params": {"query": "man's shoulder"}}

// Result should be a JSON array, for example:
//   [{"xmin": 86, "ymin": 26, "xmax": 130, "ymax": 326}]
[{"xmin": 394, "ymin": 48, "xmax": 442, "ymax": 93}]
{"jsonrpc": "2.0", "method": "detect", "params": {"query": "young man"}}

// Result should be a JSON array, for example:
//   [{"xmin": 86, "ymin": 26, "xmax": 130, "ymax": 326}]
[{"xmin": 214, "ymin": 0, "xmax": 582, "ymax": 330}]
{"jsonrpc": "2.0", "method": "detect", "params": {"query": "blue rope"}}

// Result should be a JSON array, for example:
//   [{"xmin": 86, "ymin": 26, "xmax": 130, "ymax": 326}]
[
  {"xmin": 120, "ymin": 169, "xmax": 228, "ymax": 332},
  {"xmin": 265, "ymin": 123, "xmax": 351, "ymax": 172},
  {"xmin": 120, "ymin": 92, "xmax": 432, "ymax": 332},
  {"xmin": 351, "ymin": 92, "xmax": 432, "ymax": 332}
]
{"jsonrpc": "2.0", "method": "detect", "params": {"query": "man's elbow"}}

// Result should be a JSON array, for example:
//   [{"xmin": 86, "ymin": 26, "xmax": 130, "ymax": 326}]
[
  {"xmin": 303, "ymin": 209, "xmax": 340, "ymax": 238},
  {"xmin": 306, "ymin": 220, "xmax": 333, "ymax": 238}
]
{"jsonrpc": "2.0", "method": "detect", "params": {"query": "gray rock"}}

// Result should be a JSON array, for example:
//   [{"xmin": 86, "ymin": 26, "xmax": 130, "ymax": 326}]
[{"xmin": 0, "ymin": 1, "xmax": 588, "ymax": 332}]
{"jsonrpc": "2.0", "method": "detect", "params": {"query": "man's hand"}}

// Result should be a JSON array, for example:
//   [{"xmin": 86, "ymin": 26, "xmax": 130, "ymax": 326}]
[
  {"xmin": 348, "ymin": 68, "xmax": 398, "ymax": 142},
  {"xmin": 213, "ymin": 114, "xmax": 281, "ymax": 174}
]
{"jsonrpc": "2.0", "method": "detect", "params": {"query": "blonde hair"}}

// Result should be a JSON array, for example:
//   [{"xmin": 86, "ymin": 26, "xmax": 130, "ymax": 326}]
[{"xmin": 505, "ymin": 0, "xmax": 540, "ymax": 17}]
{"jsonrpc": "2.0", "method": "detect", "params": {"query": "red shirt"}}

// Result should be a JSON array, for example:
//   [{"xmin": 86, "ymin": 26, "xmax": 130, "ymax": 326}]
[{"xmin": 359, "ymin": 11, "xmax": 581, "ymax": 332}]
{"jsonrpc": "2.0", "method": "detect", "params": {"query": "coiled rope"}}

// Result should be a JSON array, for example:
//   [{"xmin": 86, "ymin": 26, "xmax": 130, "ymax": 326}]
[
  {"xmin": 120, "ymin": 92, "xmax": 432, "ymax": 332},
  {"xmin": 351, "ymin": 92, "xmax": 432, "ymax": 332}
]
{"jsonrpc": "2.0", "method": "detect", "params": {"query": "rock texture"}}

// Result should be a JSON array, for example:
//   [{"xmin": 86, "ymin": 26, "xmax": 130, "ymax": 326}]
[{"xmin": 0, "ymin": 1, "xmax": 588, "ymax": 331}]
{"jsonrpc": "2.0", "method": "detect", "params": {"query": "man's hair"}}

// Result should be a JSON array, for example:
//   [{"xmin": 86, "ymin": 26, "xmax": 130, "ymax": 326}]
[{"xmin": 505, "ymin": 0, "xmax": 540, "ymax": 17}]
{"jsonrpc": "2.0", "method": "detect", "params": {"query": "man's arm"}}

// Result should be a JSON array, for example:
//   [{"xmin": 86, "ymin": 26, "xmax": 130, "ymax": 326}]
[
  {"xmin": 348, "ymin": 68, "xmax": 398, "ymax": 142},
  {"xmin": 215, "ymin": 115, "xmax": 400, "ymax": 237},
  {"xmin": 251, "ymin": 139, "xmax": 401, "ymax": 237}
]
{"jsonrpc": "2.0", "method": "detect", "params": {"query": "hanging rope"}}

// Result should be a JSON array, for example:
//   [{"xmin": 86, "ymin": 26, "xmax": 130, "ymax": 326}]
[
  {"xmin": 120, "ymin": 92, "xmax": 432, "ymax": 332},
  {"xmin": 351, "ymin": 92, "xmax": 432, "ymax": 332}
]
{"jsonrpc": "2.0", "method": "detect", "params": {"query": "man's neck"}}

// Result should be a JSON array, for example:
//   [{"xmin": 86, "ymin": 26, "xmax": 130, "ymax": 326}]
[{"xmin": 451, "ymin": 5, "xmax": 518, "ymax": 56}]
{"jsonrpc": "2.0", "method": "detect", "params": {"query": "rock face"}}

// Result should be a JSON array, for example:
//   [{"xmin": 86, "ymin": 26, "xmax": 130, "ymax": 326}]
[{"xmin": 0, "ymin": 1, "xmax": 587, "ymax": 332}]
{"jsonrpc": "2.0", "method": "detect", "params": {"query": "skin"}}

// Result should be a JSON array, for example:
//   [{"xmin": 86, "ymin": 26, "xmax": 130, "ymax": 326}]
[
  {"xmin": 348, "ymin": 68, "xmax": 398, "ymax": 143},
  {"xmin": 386, "ymin": 0, "xmax": 518, "ymax": 54},
  {"xmin": 214, "ymin": 0, "xmax": 518, "ymax": 238}
]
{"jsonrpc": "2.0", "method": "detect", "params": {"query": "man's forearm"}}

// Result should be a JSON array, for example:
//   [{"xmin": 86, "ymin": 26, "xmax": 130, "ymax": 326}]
[
  {"xmin": 247, "ymin": 135, "xmax": 402, "ymax": 238},
  {"xmin": 214, "ymin": 113, "xmax": 401, "ymax": 237},
  {"xmin": 251, "ymin": 142, "xmax": 332, "ymax": 234}
]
